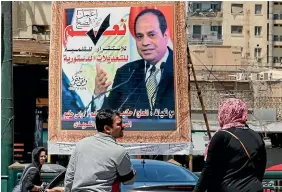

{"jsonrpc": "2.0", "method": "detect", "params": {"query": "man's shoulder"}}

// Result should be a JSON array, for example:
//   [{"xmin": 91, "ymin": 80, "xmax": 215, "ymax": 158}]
[
  {"xmin": 112, "ymin": 143, "xmax": 127, "ymax": 152},
  {"xmin": 111, "ymin": 143, "xmax": 127, "ymax": 158},
  {"xmin": 117, "ymin": 59, "xmax": 144, "ymax": 72},
  {"xmin": 76, "ymin": 135, "xmax": 95, "ymax": 146}
]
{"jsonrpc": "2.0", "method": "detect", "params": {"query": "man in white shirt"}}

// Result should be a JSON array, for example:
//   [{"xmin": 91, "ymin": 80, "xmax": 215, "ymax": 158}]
[
  {"xmin": 91, "ymin": 9, "xmax": 175, "ymax": 113},
  {"xmin": 64, "ymin": 109, "xmax": 136, "ymax": 192}
]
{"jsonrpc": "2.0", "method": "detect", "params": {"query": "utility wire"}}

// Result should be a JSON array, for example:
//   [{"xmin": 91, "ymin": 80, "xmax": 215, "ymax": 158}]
[{"xmin": 189, "ymin": 49, "xmax": 275, "ymax": 135}]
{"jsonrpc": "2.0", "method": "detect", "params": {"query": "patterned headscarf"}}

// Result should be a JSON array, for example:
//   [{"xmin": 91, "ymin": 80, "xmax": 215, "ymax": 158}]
[
  {"xmin": 204, "ymin": 98, "xmax": 248, "ymax": 160},
  {"xmin": 218, "ymin": 98, "xmax": 248, "ymax": 129}
]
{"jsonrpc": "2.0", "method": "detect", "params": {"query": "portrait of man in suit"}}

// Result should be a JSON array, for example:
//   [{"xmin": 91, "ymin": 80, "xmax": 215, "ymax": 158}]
[{"xmin": 91, "ymin": 8, "xmax": 175, "ymax": 115}]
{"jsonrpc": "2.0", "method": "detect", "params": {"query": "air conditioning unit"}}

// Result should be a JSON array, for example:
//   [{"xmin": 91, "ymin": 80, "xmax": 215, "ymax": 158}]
[
  {"xmin": 236, "ymin": 73, "xmax": 248, "ymax": 81},
  {"xmin": 210, "ymin": 31, "xmax": 218, "ymax": 36},
  {"xmin": 257, "ymin": 72, "xmax": 273, "ymax": 81},
  {"xmin": 257, "ymin": 73, "xmax": 264, "ymax": 81}
]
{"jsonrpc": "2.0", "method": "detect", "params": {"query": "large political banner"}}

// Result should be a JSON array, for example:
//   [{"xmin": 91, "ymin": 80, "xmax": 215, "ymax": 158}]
[{"xmin": 49, "ymin": 1, "xmax": 190, "ymax": 155}]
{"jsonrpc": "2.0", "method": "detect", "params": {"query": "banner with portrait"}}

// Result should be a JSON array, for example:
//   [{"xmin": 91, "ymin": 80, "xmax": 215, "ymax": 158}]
[{"xmin": 49, "ymin": 1, "xmax": 191, "ymax": 155}]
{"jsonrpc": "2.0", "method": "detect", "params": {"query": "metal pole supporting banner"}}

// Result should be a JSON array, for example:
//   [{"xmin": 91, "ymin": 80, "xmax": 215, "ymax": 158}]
[{"xmin": 1, "ymin": 1, "xmax": 14, "ymax": 177}]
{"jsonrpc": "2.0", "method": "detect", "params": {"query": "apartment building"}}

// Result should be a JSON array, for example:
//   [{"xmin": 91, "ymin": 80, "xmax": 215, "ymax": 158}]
[
  {"xmin": 187, "ymin": 1, "xmax": 282, "ymax": 68},
  {"xmin": 222, "ymin": 1, "xmax": 268, "ymax": 67},
  {"xmin": 187, "ymin": 1, "xmax": 268, "ymax": 66},
  {"xmin": 12, "ymin": 1, "xmax": 51, "ymax": 40},
  {"xmin": 186, "ymin": 1, "xmax": 223, "ymax": 45},
  {"xmin": 12, "ymin": 1, "xmax": 51, "ymax": 162},
  {"xmin": 187, "ymin": 1, "xmax": 282, "ymax": 129},
  {"xmin": 272, "ymin": 1, "xmax": 282, "ymax": 67},
  {"xmin": 187, "ymin": 2, "xmax": 282, "ymax": 164}
]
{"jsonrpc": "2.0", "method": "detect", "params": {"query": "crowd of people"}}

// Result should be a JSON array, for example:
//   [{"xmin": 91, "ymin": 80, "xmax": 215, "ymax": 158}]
[{"xmin": 17, "ymin": 98, "xmax": 267, "ymax": 192}]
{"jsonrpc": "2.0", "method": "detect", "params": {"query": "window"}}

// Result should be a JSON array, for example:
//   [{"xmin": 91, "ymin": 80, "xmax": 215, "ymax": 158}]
[
  {"xmin": 231, "ymin": 25, "xmax": 243, "ymax": 34},
  {"xmin": 274, "ymin": 35, "xmax": 279, "ymax": 41},
  {"xmin": 255, "ymin": 4, "xmax": 262, "ymax": 14},
  {"xmin": 274, "ymin": 57, "xmax": 279, "ymax": 63},
  {"xmin": 274, "ymin": 14, "xmax": 279, "ymax": 20},
  {"xmin": 32, "ymin": 25, "xmax": 50, "ymax": 34},
  {"xmin": 193, "ymin": 3, "xmax": 202, "ymax": 12},
  {"xmin": 280, "ymin": 36, "xmax": 282, "ymax": 41},
  {"xmin": 134, "ymin": 164, "xmax": 197, "ymax": 182},
  {"xmin": 211, "ymin": 4, "xmax": 220, "ymax": 11},
  {"xmin": 280, "ymin": 57, "xmax": 282, "ymax": 63},
  {"xmin": 255, "ymin": 26, "xmax": 262, "ymax": 36},
  {"xmin": 254, "ymin": 48, "xmax": 262, "ymax": 58},
  {"xmin": 231, "ymin": 4, "xmax": 243, "ymax": 14},
  {"xmin": 211, "ymin": 26, "xmax": 218, "ymax": 31},
  {"xmin": 193, "ymin": 25, "xmax": 202, "ymax": 39}
]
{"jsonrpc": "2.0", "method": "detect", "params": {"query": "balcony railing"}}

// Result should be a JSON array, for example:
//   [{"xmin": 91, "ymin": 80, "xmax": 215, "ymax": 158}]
[
  {"xmin": 187, "ymin": 9, "xmax": 223, "ymax": 18},
  {"xmin": 273, "ymin": 12, "xmax": 282, "ymax": 20},
  {"xmin": 188, "ymin": 34, "xmax": 223, "ymax": 45},
  {"xmin": 273, "ymin": 35, "xmax": 282, "ymax": 42}
]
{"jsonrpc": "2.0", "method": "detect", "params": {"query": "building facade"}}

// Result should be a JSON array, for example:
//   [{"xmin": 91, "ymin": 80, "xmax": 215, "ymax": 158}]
[
  {"xmin": 12, "ymin": 1, "xmax": 51, "ymax": 41},
  {"xmin": 187, "ymin": 1, "xmax": 282, "ymax": 68},
  {"xmin": 187, "ymin": 1, "xmax": 282, "ymax": 129},
  {"xmin": 186, "ymin": 1, "xmax": 223, "ymax": 45},
  {"xmin": 272, "ymin": 1, "xmax": 282, "ymax": 67}
]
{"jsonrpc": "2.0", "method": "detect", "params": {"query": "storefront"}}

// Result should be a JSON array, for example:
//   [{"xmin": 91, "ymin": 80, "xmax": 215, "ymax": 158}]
[{"xmin": 13, "ymin": 39, "xmax": 49, "ymax": 163}]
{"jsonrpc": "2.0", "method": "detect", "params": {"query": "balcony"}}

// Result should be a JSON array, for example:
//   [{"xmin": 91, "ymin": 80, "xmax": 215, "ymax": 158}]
[
  {"xmin": 188, "ymin": 34, "xmax": 223, "ymax": 45},
  {"xmin": 273, "ymin": 12, "xmax": 282, "ymax": 24},
  {"xmin": 187, "ymin": 10, "xmax": 223, "ymax": 21},
  {"xmin": 273, "ymin": 35, "xmax": 282, "ymax": 46},
  {"xmin": 273, "ymin": 57, "xmax": 282, "ymax": 68},
  {"xmin": 273, "ymin": 62, "xmax": 282, "ymax": 68}
]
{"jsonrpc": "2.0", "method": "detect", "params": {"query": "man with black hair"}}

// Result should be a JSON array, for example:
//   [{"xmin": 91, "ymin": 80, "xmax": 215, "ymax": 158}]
[
  {"xmin": 64, "ymin": 109, "xmax": 136, "ymax": 192},
  {"xmin": 92, "ymin": 8, "xmax": 175, "ymax": 113}
]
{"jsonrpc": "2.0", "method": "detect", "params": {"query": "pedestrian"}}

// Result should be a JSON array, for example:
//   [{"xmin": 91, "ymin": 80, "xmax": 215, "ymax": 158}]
[
  {"xmin": 22, "ymin": 147, "xmax": 47, "ymax": 192},
  {"xmin": 193, "ymin": 98, "xmax": 267, "ymax": 192},
  {"xmin": 64, "ymin": 109, "xmax": 136, "ymax": 192}
]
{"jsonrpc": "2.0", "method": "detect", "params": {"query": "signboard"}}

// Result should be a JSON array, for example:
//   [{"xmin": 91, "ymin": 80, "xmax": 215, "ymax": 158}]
[{"xmin": 49, "ymin": 1, "xmax": 191, "ymax": 155}]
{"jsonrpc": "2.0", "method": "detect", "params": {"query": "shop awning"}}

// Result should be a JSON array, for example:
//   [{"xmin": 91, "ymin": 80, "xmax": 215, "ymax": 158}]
[{"xmin": 13, "ymin": 39, "xmax": 50, "ymax": 65}]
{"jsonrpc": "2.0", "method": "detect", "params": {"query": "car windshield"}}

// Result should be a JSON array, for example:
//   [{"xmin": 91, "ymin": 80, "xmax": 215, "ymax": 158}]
[{"xmin": 133, "ymin": 163, "xmax": 197, "ymax": 182}]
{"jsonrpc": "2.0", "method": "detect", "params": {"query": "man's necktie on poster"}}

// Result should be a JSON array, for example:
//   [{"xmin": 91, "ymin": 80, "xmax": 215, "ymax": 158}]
[{"xmin": 146, "ymin": 65, "xmax": 160, "ymax": 109}]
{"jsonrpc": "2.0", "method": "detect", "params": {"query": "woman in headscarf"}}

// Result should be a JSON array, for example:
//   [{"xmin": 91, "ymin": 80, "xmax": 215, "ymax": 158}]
[
  {"xmin": 193, "ymin": 98, "xmax": 267, "ymax": 192},
  {"xmin": 22, "ymin": 147, "xmax": 47, "ymax": 192}
]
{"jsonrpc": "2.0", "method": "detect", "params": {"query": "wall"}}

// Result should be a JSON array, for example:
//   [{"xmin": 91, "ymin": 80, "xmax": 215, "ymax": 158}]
[
  {"xmin": 188, "ymin": 21, "xmax": 222, "ymax": 36},
  {"xmin": 274, "ymin": 47, "xmax": 282, "ymax": 56},
  {"xmin": 273, "ymin": 25, "xmax": 282, "ymax": 35},
  {"xmin": 189, "ymin": 45, "xmax": 242, "ymax": 67},
  {"xmin": 222, "ymin": 1, "xmax": 268, "ymax": 66},
  {"xmin": 273, "ymin": 3, "xmax": 282, "ymax": 13},
  {"xmin": 190, "ymin": 82, "xmax": 253, "ymax": 111},
  {"xmin": 12, "ymin": 1, "xmax": 51, "ymax": 40}
]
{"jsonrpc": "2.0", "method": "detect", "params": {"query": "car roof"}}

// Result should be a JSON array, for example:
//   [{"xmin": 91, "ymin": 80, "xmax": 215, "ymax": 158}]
[
  {"xmin": 22, "ymin": 163, "xmax": 66, "ymax": 173},
  {"xmin": 131, "ymin": 159, "xmax": 183, "ymax": 167}
]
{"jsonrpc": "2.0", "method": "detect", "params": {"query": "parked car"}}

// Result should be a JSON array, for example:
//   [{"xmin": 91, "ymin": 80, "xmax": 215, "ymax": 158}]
[
  {"xmin": 44, "ymin": 159, "xmax": 198, "ymax": 192},
  {"xmin": 12, "ymin": 163, "xmax": 66, "ymax": 188},
  {"xmin": 21, "ymin": 163, "xmax": 66, "ymax": 173}
]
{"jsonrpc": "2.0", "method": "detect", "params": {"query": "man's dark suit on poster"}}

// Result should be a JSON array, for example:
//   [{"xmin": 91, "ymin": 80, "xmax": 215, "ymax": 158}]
[{"xmin": 92, "ymin": 47, "xmax": 174, "ymax": 113}]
